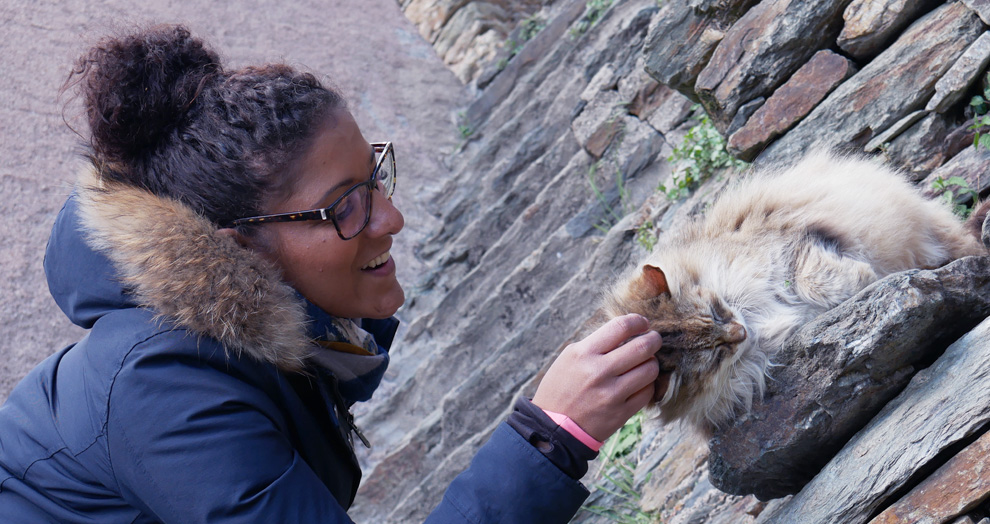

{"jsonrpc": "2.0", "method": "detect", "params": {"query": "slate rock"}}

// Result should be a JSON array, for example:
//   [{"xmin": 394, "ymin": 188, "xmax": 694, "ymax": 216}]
[
  {"xmin": 433, "ymin": 2, "xmax": 511, "ymax": 82},
  {"xmin": 761, "ymin": 298, "xmax": 990, "ymax": 523},
  {"xmin": 726, "ymin": 97, "xmax": 765, "ymax": 137},
  {"xmin": 642, "ymin": 0, "xmax": 727, "ymax": 102},
  {"xmin": 402, "ymin": 0, "xmax": 473, "ymax": 44},
  {"xmin": 920, "ymin": 145, "xmax": 990, "ymax": 202},
  {"xmin": 709, "ymin": 256, "xmax": 990, "ymax": 500},
  {"xmin": 863, "ymin": 109, "xmax": 927, "ymax": 153},
  {"xmin": 695, "ymin": 0, "xmax": 853, "ymax": 133},
  {"xmin": 870, "ymin": 428, "xmax": 990, "ymax": 524},
  {"xmin": 838, "ymin": 0, "xmax": 940, "ymax": 60},
  {"xmin": 963, "ymin": 0, "xmax": 990, "ymax": 25},
  {"xmin": 571, "ymin": 89, "xmax": 625, "ymax": 158},
  {"xmin": 928, "ymin": 31, "xmax": 990, "ymax": 113},
  {"xmin": 728, "ymin": 50, "xmax": 857, "ymax": 161},
  {"xmin": 644, "ymin": 88, "xmax": 697, "ymax": 135},
  {"xmin": 881, "ymin": 111, "xmax": 954, "ymax": 181},
  {"xmin": 465, "ymin": 0, "xmax": 587, "ymax": 127},
  {"xmin": 687, "ymin": 0, "xmax": 761, "ymax": 17},
  {"xmin": 618, "ymin": 61, "xmax": 670, "ymax": 121},
  {"xmin": 757, "ymin": 2, "xmax": 984, "ymax": 167}
]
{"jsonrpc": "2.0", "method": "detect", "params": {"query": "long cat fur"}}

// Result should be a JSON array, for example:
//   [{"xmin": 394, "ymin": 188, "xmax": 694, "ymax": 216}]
[{"xmin": 603, "ymin": 151, "xmax": 983, "ymax": 436}]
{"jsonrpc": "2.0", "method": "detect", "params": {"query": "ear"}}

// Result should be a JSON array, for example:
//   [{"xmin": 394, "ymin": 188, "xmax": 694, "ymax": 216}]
[{"xmin": 642, "ymin": 264, "xmax": 670, "ymax": 296}]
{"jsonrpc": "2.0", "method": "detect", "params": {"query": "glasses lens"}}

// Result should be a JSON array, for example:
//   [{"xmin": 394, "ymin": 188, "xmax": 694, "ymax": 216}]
[
  {"xmin": 335, "ymin": 183, "xmax": 373, "ymax": 239},
  {"xmin": 376, "ymin": 145, "xmax": 395, "ymax": 199}
]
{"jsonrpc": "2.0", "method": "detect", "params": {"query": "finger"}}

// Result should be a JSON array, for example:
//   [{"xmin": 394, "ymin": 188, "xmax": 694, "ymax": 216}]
[
  {"xmin": 616, "ymin": 354, "xmax": 660, "ymax": 395},
  {"xmin": 582, "ymin": 314, "xmax": 650, "ymax": 355},
  {"xmin": 625, "ymin": 382, "xmax": 655, "ymax": 410},
  {"xmin": 606, "ymin": 331, "xmax": 662, "ymax": 374}
]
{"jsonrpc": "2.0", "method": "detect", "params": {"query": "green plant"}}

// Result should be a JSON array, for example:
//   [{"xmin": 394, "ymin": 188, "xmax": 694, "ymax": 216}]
[
  {"xmin": 569, "ymin": 0, "xmax": 614, "ymax": 38},
  {"xmin": 497, "ymin": 13, "xmax": 546, "ymax": 71},
  {"xmin": 970, "ymin": 72, "xmax": 990, "ymax": 150},
  {"xmin": 662, "ymin": 105, "xmax": 748, "ymax": 200},
  {"xmin": 580, "ymin": 412, "xmax": 659, "ymax": 523},
  {"xmin": 586, "ymin": 112, "xmax": 632, "ymax": 233},
  {"xmin": 519, "ymin": 13, "xmax": 546, "ymax": 43},
  {"xmin": 456, "ymin": 111, "xmax": 474, "ymax": 140},
  {"xmin": 635, "ymin": 221, "xmax": 656, "ymax": 252},
  {"xmin": 588, "ymin": 161, "xmax": 629, "ymax": 233},
  {"xmin": 602, "ymin": 411, "xmax": 643, "ymax": 461},
  {"xmin": 931, "ymin": 175, "xmax": 979, "ymax": 218}
]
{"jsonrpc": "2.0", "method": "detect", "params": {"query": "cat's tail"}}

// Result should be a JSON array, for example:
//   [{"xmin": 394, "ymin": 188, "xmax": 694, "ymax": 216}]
[{"xmin": 965, "ymin": 199, "xmax": 990, "ymax": 249}]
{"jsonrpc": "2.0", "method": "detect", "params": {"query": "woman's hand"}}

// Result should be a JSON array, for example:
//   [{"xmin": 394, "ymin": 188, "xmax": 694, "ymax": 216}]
[{"xmin": 532, "ymin": 314, "xmax": 662, "ymax": 442}]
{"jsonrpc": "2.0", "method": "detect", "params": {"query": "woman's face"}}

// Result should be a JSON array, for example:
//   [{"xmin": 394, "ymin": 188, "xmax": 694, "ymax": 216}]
[{"xmin": 260, "ymin": 109, "xmax": 405, "ymax": 319}]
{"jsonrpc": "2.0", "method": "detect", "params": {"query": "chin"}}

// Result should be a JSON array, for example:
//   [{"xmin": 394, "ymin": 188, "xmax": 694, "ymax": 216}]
[{"xmin": 368, "ymin": 286, "xmax": 405, "ymax": 319}]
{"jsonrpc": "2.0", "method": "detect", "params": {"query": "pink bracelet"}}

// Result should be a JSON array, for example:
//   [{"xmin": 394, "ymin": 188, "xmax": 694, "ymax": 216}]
[{"xmin": 541, "ymin": 409, "xmax": 604, "ymax": 452}]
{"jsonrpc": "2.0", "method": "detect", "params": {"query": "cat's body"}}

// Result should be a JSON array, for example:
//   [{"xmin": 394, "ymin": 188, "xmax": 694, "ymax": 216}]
[{"xmin": 604, "ymin": 152, "xmax": 983, "ymax": 436}]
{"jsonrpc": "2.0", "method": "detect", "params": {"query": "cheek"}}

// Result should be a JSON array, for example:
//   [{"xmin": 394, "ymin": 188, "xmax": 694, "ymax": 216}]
[{"xmin": 275, "ymin": 233, "xmax": 355, "ymax": 290}]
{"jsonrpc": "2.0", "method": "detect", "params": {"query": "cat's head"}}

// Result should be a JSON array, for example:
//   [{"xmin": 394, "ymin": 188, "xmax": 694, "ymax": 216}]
[{"xmin": 604, "ymin": 263, "xmax": 752, "ymax": 435}]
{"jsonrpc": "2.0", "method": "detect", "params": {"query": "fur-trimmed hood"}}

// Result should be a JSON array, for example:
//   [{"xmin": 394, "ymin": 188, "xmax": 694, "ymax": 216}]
[{"xmin": 46, "ymin": 168, "xmax": 315, "ymax": 371}]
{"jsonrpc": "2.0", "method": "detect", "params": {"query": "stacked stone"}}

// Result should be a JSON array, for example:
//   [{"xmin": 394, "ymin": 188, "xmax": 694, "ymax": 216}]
[
  {"xmin": 645, "ymin": 0, "xmax": 990, "ymax": 193},
  {"xmin": 642, "ymin": 2, "xmax": 990, "ymax": 521},
  {"xmin": 399, "ymin": 0, "xmax": 551, "ymax": 82},
  {"xmin": 352, "ymin": 0, "xmax": 990, "ymax": 522}
]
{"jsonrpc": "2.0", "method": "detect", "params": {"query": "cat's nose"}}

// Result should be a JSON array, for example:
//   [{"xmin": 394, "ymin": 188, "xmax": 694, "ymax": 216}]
[{"xmin": 722, "ymin": 322, "xmax": 747, "ymax": 343}]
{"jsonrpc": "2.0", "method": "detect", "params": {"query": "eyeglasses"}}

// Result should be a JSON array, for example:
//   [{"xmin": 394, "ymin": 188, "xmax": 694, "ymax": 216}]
[{"xmin": 225, "ymin": 142, "xmax": 395, "ymax": 240}]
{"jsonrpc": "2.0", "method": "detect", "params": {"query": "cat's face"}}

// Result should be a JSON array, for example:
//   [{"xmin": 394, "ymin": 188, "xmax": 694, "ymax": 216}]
[{"xmin": 605, "ymin": 264, "xmax": 748, "ymax": 432}]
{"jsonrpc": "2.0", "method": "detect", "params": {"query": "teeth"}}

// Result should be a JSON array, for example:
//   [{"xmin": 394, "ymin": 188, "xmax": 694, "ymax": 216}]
[{"xmin": 362, "ymin": 251, "xmax": 390, "ymax": 270}]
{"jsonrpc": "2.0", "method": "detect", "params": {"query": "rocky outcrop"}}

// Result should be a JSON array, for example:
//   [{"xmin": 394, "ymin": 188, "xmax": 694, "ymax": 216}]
[
  {"xmin": 356, "ymin": 0, "xmax": 990, "ymax": 522},
  {"xmin": 709, "ymin": 257, "xmax": 990, "ymax": 500},
  {"xmin": 727, "ymin": 50, "xmax": 857, "ymax": 161},
  {"xmin": 760, "ymin": 313, "xmax": 990, "ymax": 523}
]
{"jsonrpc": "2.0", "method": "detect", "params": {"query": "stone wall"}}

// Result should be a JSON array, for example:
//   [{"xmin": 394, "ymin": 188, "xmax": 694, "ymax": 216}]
[
  {"xmin": 399, "ymin": 0, "xmax": 553, "ymax": 82},
  {"xmin": 352, "ymin": 0, "xmax": 990, "ymax": 522}
]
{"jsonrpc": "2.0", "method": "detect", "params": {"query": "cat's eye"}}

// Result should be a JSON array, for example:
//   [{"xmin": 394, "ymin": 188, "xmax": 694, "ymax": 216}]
[{"xmin": 710, "ymin": 305, "xmax": 725, "ymax": 323}]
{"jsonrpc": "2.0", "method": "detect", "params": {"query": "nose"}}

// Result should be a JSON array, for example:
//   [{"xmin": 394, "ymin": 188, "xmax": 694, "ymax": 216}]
[
  {"xmin": 722, "ymin": 322, "xmax": 747, "ymax": 344},
  {"xmin": 365, "ymin": 188, "xmax": 404, "ymax": 238}
]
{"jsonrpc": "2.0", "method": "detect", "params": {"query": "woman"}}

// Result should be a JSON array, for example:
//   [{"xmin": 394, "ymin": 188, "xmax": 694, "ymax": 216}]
[{"xmin": 0, "ymin": 25, "xmax": 661, "ymax": 523}]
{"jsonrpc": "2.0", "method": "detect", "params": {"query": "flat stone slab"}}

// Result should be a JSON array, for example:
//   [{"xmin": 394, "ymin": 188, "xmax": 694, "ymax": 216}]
[
  {"xmin": 927, "ymin": 31, "xmax": 990, "ymax": 113},
  {"xmin": 963, "ymin": 0, "xmax": 990, "ymax": 25},
  {"xmin": 758, "ymin": 2, "xmax": 984, "ymax": 167},
  {"xmin": 863, "ymin": 109, "xmax": 927, "ymax": 153},
  {"xmin": 571, "ymin": 89, "xmax": 625, "ymax": 158},
  {"xmin": 761, "ymin": 301, "xmax": 990, "ymax": 523},
  {"xmin": 695, "ymin": 0, "xmax": 852, "ymax": 132},
  {"xmin": 838, "ymin": 0, "xmax": 933, "ymax": 60},
  {"xmin": 728, "ymin": 50, "xmax": 856, "ymax": 161},
  {"xmin": 870, "ymin": 428, "xmax": 990, "ymax": 524},
  {"xmin": 643, "ymin": 0, "xmax": 727, "ymax": 101},
  {"xmin": 709, "ymin": 256, "xmax": 990, "ymax": 500},
  {"xmin": 881, "ymin": 111, "xmax": 954, "ymax": 181}
]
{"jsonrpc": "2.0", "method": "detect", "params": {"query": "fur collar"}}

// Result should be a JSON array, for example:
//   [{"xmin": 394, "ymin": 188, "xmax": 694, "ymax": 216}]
[{"xmin": 75, "ymin": 167, "xmax": 311, "ymax": 372}]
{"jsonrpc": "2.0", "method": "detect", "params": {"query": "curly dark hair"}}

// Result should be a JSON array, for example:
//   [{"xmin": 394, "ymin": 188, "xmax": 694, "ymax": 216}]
[{"xmin": 66, "ymin": 24, "xmax": 344, "ymax": 226}]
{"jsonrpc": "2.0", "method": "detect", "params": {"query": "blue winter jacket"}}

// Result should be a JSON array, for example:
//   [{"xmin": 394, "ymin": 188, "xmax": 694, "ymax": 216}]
[{"xmin": 0, "ymin": 171, "xmax": 589, "ymax": 523}]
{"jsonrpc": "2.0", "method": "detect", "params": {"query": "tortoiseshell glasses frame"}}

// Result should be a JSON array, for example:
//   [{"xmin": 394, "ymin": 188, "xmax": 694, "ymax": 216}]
[{"xmin": 224, "ymin": 142, "xmax": 395, "ymax": 240}]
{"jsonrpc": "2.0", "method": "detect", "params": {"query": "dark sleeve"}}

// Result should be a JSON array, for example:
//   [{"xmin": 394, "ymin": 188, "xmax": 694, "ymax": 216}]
[
  {"xmin": 425, "ymin": 423, "xmax": 590, "ymax": 524},
  {"xmin": 506, "ymin": 397, "xmax": 598, "ymax": 479},
  {"xmin": 106, "ymin": 334, "xmax": 354, "ymax": 524}
]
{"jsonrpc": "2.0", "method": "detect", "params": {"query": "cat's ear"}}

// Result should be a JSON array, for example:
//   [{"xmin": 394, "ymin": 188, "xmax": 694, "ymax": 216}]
[{"xmin": 642, "ymin": 264, "xmax": 670, "ymax": 296}]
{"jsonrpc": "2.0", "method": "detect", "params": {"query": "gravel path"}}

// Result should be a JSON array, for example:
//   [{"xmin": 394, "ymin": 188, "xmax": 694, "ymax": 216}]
[{"xmin": 0, "ymin": 0, "xmax": 467, "ymax": 400}]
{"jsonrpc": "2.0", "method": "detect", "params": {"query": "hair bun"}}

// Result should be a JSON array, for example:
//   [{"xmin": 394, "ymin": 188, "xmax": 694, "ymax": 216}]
[{"xmin": 75, "ymin": 25, "xmax": 221, "ymax": 165}]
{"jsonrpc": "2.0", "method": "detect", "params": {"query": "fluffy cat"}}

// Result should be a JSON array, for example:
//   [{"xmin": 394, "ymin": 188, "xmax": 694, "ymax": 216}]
[{"xmin": 603, "ymin": 151, "xmax": 983, "ymax": 436}]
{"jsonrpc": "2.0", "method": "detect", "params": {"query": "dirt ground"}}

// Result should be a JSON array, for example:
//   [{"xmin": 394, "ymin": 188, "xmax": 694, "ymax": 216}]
[{"xmin": 0, "ymin": 0, "xmax": 468, "ymax": 400}]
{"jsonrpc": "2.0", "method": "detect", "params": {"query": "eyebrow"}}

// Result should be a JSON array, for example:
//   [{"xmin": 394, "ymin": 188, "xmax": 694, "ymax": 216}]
[{"xmin": 307, "ymin": 148, "xmax": 378, "ymax": 209}]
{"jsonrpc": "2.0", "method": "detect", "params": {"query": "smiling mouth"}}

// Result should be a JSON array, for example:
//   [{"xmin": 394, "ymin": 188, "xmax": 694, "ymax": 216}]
[{"xmin": 362, "ymin": 251, "xmax": 391, "ymax": 270}]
